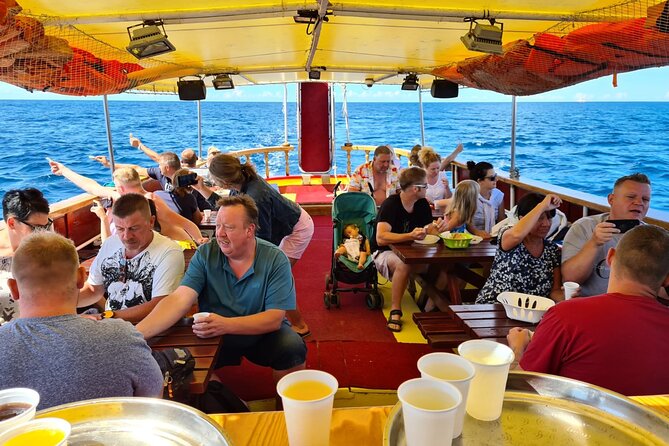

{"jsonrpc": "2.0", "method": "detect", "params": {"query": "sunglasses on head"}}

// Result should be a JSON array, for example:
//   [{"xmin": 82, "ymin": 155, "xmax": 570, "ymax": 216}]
[
  {"xmin": 19, "ymin": 218, "xmax": 54, "ymax": 232},
  {"xmin": 413, "ymin": 183, "xmax": 428, "ymax": 189}
]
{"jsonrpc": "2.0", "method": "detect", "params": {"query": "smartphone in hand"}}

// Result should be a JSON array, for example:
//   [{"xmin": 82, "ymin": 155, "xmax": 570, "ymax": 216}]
[{"xmin": 606, "ymin": 219, "xmax": 641, "ymax": 234}]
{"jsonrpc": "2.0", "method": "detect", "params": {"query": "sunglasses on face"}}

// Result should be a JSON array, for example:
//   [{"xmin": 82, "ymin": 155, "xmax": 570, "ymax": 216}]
[
  {"xmin": 485, "ymin": 175, "xmax": 498, "ymax": 181},
  {"xmin": 20, "ymin": 218, "xmax": 54, "ymax": 232}
]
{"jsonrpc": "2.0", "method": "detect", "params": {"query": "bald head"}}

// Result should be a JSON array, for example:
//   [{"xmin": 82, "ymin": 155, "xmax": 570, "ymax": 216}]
[
  {"xmin": 11, "ymin": 232, "xmax": 80, "ymax": 302},
  {"xmin": 180, "ymin": 149, "xmax": 198, "ymax": 168}
]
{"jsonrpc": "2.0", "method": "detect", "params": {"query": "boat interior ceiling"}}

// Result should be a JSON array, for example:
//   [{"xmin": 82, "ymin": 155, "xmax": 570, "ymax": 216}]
[{"xmin": 1, "ymin": 0, "xmax": 668, "ymax": 96}]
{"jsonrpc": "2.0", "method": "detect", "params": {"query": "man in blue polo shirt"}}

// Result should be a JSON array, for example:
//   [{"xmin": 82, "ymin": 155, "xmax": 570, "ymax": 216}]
[{"xmin": 137, "ymin": 195, "xmax": 306, "ymax": 381}]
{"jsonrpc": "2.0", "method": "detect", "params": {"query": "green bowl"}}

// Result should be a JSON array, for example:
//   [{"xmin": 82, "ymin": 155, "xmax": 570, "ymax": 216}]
[{"xmin": 442, "ymin": 233, "xmax": 473, "ymax": 249}]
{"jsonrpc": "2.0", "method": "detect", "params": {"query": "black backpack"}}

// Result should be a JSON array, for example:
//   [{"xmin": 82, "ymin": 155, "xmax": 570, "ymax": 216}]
[{"xmin": 151, "ymin": 347, "xmax": 196, "ymax": 400}]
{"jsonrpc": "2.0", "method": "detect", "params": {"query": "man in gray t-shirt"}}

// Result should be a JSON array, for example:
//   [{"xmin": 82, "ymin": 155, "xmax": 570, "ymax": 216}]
[
  {"xmin": 0, "ymin": 232, "xmax": 163, "ymax": 410},
  {"xmin": 562, "ymin": 174, "xmax": 651, "ymax": 297}
]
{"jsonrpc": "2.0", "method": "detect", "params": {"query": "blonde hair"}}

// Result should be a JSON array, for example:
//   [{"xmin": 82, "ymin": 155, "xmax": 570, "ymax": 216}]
[
  {"xmin": 446, "ymin": 180, "xmax": 479, "ymax": 225},
  {"xmin": 418, "ymin": 147, "xmax": 441, "ymax": 169},
  {"xmin": 12, "ymin": 232, "xmax": 79, "ymax": 290},
  {"xmin": 113, "ymin": 167, "xmax": 141, "ymax": 187}
]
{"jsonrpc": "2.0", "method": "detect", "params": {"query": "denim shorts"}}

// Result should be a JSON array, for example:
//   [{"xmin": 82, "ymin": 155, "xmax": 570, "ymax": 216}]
[{"xmin": 215, "ymin": 322, "xmax": 307, "ymax": 370}]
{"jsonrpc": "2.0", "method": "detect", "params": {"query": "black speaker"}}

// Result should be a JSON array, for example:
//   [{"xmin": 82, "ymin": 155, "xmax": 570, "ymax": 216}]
[
  {"xmin": 177, "ymin": 79, "xmax": 206, "ymax": 101},
  {"xmin": 430, "ymin": 79, "xmax": 459, "ymax": 98}
]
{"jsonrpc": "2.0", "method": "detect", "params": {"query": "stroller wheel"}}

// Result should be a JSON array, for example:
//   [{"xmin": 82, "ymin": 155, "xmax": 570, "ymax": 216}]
[
  {"xmin": 331, "ymin": 293, "xmax": 340, "ymax": 308},
  {"xmin": 324, "ymin": 291, "xmax": 331, "ymax": 309},
  {"xmin": 366, "ymin": 291, "xmax": 382, "ymax": 310}
]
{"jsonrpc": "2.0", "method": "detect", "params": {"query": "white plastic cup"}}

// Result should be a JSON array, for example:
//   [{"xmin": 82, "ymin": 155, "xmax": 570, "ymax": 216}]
[
  {"xmin": 192, "ymin": 312, "xmax": 210, "ymax": 322},
  {"xmin": 0, "ymin": 417, "xmax": 70, "ymax": 445},
  {"xmin": 417, "ymin": 352, "xmax": 475, "ymax": 438},
  {"xmin": 563, "ymin": 282, "xmax": 579, "ymax": 300},
  {"xmin": 203, "ymin": 209, "xmax": 212, "ymax": 220},
  {"xmin": 0, "ymin": 388, "xmax": 40, "ymax": 434},
  {"xmin": 397, "ymin": 378, "xmax": 462, "ymax": 446},
  {"xmin": 457, "ymin": 340, "xmax": 514, "ymax": 421},
  {"xmin": 277, "ymin": 370, "xmax": 338, "ymax": 446}
]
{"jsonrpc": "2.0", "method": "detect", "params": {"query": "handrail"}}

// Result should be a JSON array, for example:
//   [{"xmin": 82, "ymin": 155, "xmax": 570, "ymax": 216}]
[
  {"xmin": 340, "ymin": 145, "xmax": 412, "ymax": 175},
  {"xmin": 227, "ymin": 144, "xmax": 294, "ymax": 178},
  {"xmin": 451, "ymin": 161, "xmax": 669, "ymax": 230}
]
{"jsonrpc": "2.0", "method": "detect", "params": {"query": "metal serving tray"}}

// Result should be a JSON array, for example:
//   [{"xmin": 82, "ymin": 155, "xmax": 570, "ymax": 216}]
[
  {"xmin": 384, "ymin": 371, "xmax": 669, "ymax": 445},
  {"xmin": 36, "ymin": 397, "xmax": 231, "ymax": 445}
]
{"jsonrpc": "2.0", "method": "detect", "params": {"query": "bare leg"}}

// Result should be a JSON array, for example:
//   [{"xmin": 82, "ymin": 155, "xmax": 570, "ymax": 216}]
[{"xmin": 286, "ymin": 256, "xmax": 310, "ymax": 336}]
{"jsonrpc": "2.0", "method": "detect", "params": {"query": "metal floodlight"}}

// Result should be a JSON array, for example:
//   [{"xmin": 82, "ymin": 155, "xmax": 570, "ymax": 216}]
[
  {"xmin": 461, "ymin": 20, "xmax": 504, "ymax": 55},
  {"xmin": 212, "ymin": 74, "xmax": 234, "ymax": 90},
  {"xmin": 126, "ymin": 20, "xmax": 175, "ymax": 59},
  {"xmin": 401, "ymin": 73, "xmax": 419, "ymax": 91},
  {"xmin": 293, "ymin": 9, "xmax": 328, "ymax": 24},
  {"xmin": 308, "ymin": 70, "xmax": 321, "ymax": 80}
]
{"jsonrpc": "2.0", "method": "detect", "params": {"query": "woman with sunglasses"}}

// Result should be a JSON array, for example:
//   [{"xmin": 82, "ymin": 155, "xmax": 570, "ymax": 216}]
[
  {"xmin": 467, "ymin": 161, "xmax": 506, "ymax": 233},
  {"xmin": 476, "ymin": 193, "xmax": 564, "ymax": 304},
  {"xmin": 0, "ymin": 188, "xmax": 51, "ymax": 323}
]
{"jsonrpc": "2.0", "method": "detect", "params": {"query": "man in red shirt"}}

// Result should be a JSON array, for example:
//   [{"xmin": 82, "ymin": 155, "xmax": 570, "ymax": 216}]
[{"xmin": 507, "ymin": 224, "xmax": 669, "ymax": 395}]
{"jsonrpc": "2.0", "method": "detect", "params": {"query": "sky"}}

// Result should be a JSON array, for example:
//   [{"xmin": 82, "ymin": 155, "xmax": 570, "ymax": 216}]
[{"xmin": 0, "ymin": 66, "xmax": 667, "ymax": 103}]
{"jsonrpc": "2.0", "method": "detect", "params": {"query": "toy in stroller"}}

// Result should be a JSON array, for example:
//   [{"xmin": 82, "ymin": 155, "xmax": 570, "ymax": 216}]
[{"xmin": 324, "ymin": 191, "xmax": 382, "ymax": 309}]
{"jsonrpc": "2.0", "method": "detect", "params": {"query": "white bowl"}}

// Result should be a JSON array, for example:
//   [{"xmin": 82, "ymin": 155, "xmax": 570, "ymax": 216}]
[
  {"xmin": 0, "ymin": 388, "xmax": 40, "ymax": 435},
  {"xmin": 414, "ymin": 234, "xmax": 440, "ymax": 245},
  {"xmin": 497, "ymin": 292, "xmax": 555, "ymax": 324},
  {"xmin": 0, "ymin": 417, "xmax": 70, "ymax": 445}
]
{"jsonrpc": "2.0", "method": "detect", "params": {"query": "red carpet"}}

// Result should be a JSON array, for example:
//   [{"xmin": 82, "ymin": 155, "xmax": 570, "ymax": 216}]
[
  {"xmin": 282, "ymin": 184, "xmax": 336, "ymax": 204},
  {"xmin": 215, "ymin": 215, "xmax": 439, "ymax": 401}
]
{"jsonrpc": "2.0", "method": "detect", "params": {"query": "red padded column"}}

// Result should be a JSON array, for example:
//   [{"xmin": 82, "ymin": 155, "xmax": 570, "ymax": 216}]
[{"xmin": 299, "ymin": 82, "xmax": 332, "ymax": 173}]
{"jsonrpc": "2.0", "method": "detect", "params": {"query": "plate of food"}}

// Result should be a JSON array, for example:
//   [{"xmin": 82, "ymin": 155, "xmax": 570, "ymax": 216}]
[
  {"xmin": 470, "ymin": 235, "xmax": 483, "ymax": 245},
  {"xmin": 414, "ymin": 234, "xmax": 440, "ymax": 245}
]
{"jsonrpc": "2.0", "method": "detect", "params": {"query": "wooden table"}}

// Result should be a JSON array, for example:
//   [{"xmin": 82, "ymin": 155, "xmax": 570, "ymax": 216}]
[
  {"xmin": 390, "ymin": 241, "xmax": 497, "ymax": 308},
  {"xmin": 209, "ymin": 397, "xmax": 669, "ymax": 445},
  {"xmin": 412, "ymin": 303, "xmax": 537, "ymax": 348},
  {"xmin": 148, "ymin": 318, "xmax": 223, "ymax": 396},
  {"xmin": 198, "ymin": 212, "xmax": 218, "ymax": 231},
  {"xmin": 210, "ymin": 406, "xmax": 393, "ymax": 446}
]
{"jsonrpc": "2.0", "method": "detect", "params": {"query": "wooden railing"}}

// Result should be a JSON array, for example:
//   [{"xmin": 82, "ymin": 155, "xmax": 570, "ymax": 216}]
[
  {"xmin": 228, "ymin": 144, "xmax": 294, "ymax": 178},
  {"xmin": 340, "ymin": 145, "xmax": 412, "ymax": 175}
]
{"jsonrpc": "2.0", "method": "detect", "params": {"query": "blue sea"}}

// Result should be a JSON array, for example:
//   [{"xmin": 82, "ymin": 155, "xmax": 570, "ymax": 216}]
[{"xmin": 0, "ymin": 100, "xmax": 667, "ymax": 212}]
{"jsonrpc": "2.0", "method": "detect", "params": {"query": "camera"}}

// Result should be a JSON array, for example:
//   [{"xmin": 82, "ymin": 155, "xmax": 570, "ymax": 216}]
[
  {"xmin": 364, "ymin": 77, "xmax": 374, "ymax": 88},
  {"xmin": 100, "ymin": 197, "xmax": 113, "ymax": 209},
  {"xmin": 176, "ymin": 172, "xmax": 198, "ymax": 188}
]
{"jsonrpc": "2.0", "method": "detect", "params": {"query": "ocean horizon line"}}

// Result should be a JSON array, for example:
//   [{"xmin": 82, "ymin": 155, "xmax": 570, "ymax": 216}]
[{"xmin": 1, "ymin": 98, "xmax": 668, "ymax": 104}]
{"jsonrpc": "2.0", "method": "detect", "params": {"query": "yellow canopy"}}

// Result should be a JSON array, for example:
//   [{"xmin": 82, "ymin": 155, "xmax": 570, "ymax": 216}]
[{"xmin": 2, "ymin": 0, "xmax": 667, "ymax": 95}]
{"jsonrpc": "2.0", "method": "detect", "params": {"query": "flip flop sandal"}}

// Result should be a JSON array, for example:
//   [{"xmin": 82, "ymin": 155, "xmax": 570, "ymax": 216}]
[{"xmin": 387, "ymin": 309, "xmax": 403, "ymax": 332}]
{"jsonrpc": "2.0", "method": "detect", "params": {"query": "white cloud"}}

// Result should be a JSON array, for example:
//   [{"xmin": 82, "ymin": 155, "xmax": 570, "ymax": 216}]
[{"xmin": 575, "ymin": 93, "xmax": 589, "ymax": 103}]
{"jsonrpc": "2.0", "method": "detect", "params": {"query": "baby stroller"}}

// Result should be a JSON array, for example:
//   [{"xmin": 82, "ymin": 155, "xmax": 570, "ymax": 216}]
[{"xmin": 324, "ymin": 190, "xmax": 382, "ymax": 310}]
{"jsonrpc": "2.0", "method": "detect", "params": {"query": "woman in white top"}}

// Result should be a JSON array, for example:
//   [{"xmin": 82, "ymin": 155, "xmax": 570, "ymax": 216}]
[
  {"xmin": 409, "ymin": 143, "xmax": 463, "ymax": 208},
  {"xmin": 467, "ymin": 160, "xmax": 505, "ymax": 233},
  {"xmin": 417, "ymin": 147, "xmax": 452, "ymax": 207}
]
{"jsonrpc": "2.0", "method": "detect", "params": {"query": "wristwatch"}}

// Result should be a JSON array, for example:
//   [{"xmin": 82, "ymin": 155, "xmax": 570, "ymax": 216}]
[{"xmin": 100, "ymin": 310, "xmax": 115, "ymax": 319}]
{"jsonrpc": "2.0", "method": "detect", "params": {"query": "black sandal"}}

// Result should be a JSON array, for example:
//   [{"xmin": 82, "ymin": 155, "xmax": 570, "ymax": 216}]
[{"xmin": 387, "ymin": 309, "xmax": 403, "ymax": 332}]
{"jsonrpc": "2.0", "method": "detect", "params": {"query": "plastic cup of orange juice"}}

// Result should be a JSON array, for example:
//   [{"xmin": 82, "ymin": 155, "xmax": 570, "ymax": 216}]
[
  {"xmin": 0, "ymin": 417, "xmax": 70, "ymax": 446},
  {"xmin": 276, "ymin": 370, "xmax": 338, "ymax": 446},
  {"xmin": 457, "ymin": 340, "xmax": 514, "ymax": 421},
  {"xmin": 417, "ymin": 352, "xmax": 475, "ymax": 438},
  {"xmin": 397, "ymin": 378, "xmax": 462, "ymax": 446}
]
